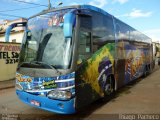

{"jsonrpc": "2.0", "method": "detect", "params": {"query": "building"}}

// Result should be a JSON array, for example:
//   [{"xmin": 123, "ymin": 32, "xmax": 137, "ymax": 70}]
[
  {"xmin": 0, "ymin": 18, "xmax": 26, "ymax": 81},
  {"xmin": 0, "ymin": 18, "xmax": 27, "ymax": 43}
]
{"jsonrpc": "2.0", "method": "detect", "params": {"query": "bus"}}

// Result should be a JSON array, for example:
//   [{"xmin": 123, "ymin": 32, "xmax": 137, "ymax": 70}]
[{"xmin": 15, "ymin": 5, "xmax": 153, "ymax": 114}]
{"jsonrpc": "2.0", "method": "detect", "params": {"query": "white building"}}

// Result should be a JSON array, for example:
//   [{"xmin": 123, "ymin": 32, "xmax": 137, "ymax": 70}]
[{"xmin": 0, "ymin": 18, "xmax": 27, "ymax": 43}]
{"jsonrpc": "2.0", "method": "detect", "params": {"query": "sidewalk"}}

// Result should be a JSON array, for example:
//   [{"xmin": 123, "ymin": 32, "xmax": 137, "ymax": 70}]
[{"xmin": 0, "ymin": 79, "xmax": 15, "ymax": 90}]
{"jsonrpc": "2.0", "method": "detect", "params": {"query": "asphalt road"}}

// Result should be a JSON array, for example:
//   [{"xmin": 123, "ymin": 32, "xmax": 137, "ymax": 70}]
[{"xmin": 0, "ymin": 67, "xmax": 160, "ymax": 120}]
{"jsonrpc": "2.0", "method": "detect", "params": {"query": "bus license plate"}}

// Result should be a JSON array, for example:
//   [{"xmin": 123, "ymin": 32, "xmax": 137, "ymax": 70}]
[{"xmin": 30, "ymin": 100, "xmax": 40, "ymax": 107}]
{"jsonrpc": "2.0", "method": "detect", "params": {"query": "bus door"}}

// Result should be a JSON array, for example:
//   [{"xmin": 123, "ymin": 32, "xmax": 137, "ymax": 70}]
[
  {"xmin": 75, "ymin": 14, "xmax": 93, "ymax": 110},
  {"xmin": 116, "ymin": 41, "xmax": 126, "ymax": 87},
  {"xmin": 115, "ymin": 24, "xmax": 126, "ymax": 88}
]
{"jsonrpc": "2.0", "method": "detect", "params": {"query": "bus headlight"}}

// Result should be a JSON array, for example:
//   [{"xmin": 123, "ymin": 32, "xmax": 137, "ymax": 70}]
[
  {"xmin": 15, "ymin": 83, "xmax": 23, "ymax": 91},
  {"xmin": 47, "ymin": 90, "xmax": 72, "ymax": 100}
]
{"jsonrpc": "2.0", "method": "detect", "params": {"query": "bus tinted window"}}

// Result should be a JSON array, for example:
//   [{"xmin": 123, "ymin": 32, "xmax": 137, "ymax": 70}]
[
  {"xmin": 78, "ymin": 31, "xmax": 91, "ymax": 63},
  {"xmin": 115, "ymin": 18, "xmax": 129, "ymax": 41},
  {"xmin": 92, "ymin": 11, "xmax": 114, "ymax": 52},
  {"xmin": 80, "ymin": 16, "xmax": 92, "ymax": 30}
]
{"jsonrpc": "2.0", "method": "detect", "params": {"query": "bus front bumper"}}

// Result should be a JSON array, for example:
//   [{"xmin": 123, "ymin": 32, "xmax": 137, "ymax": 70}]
[{"xmin": 16, "ymin": 90, "xmax": 76, "ymax": 114}]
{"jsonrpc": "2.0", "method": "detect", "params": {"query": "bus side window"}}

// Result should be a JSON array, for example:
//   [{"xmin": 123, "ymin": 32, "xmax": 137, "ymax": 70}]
[{"xmin": 77, "ymin": 31, "xmax": 91, "ymax": 64}]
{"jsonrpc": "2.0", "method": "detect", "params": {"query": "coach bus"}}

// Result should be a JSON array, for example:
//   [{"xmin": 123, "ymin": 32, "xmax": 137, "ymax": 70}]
[{"xmin": 15, "ymin": 5, "xmax": 153, "ymax": 114}]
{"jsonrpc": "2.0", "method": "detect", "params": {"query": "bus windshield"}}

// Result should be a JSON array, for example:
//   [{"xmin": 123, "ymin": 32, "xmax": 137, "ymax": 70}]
[{"xmin": 20, "ymin": 10, "xmax": 73, "ymax": 69}]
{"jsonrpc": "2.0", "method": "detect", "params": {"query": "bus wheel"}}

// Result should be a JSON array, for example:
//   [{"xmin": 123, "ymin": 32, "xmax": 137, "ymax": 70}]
[
  {"xmin": 143, "ymin": 70, "xmax": 147, "ymax": 77},
  {"xmin": 143, "ymin": 65, "xmax": 149, "ymax": 78},
  {"xmin": 104, "ymin": 75, "xmax": 114, "ymax": 96}
]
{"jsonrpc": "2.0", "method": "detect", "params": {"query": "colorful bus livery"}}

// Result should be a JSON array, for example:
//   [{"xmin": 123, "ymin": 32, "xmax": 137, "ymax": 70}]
[
  {"xmin": 15, "ymin": 5, "xmax": 153, "ymax": 114},
  {"xmin": 16, "ymin": 72, "xmax": 76, "ymax": 113}
]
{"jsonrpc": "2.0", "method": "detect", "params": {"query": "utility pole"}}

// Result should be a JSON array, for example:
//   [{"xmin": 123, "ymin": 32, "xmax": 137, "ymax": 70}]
[{"xmin": 48, "ymin": 0, "xmax": 51, "ymax": 9}]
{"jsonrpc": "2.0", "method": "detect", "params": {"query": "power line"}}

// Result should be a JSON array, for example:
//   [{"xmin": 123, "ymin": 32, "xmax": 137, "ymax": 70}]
[
  {"xmin": 0, "ymin": 6, "xmax": 42, "ymax": 12},
  {"xmin": 0, "ymin": 13, "xmax": 26, "ymax": 18},
  {"xmin": 12, "ymin": 0, "xmax": 48, "ymax": 7},
  {"xmin": 0, "ymin": 0, "xmax": 49, "ymax": 19}
]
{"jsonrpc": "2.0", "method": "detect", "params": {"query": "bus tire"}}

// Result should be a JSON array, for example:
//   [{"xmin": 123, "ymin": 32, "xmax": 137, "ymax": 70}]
[
  {"xmin": 143, "ymin": 69, "xmax": 147, "ymax": 78},
  {"xmin": 103, "ymin": 75, "xmax": 114, "ymax": 96},
  {"xmin": 143, "ymin": 65, "xmax": 149, "ymax": 78}
]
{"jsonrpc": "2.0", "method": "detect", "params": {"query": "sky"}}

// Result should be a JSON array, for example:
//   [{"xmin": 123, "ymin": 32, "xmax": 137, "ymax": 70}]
[{"xmin": 0, "ymin": 0, "xmax": 160, "ymax": 42}]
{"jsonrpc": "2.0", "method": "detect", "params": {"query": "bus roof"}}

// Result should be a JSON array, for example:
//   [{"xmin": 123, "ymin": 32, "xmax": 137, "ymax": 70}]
[
  {"xmin": 80, "ymin": 5, "xmax": 111, "ymax": 16},
  {"xmin": 29, "ymin": 5, "xmax": 112, "ymax": 19},
  {"xmin": 28, "ymin": 5, "xmax": 152, "ymax": 43}
]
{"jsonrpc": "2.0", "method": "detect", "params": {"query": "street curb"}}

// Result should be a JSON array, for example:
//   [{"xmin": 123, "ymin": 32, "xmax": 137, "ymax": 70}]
[{"xmin": 0, "ymin": 79, "xmax": 15, "ymax": 90}]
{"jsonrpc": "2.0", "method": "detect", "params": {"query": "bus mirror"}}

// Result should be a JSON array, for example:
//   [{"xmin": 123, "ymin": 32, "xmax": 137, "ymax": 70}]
[
  {"xmin": 5, "ymin": 22, "xmax": 27, "ymax": 42},
  {"xmin": 63, "ymin": 12, "xmax": 75, "ymax": 38}
]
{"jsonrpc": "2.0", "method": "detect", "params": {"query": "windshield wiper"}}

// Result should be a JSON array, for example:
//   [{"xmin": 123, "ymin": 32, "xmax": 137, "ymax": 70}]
[
  {"xmin": 30, "ymin": 61, "xmax": 61, "ymax": 74},
  {"xmin": 19, "ymin": 61, "xmax": 61, "ymax": 75},
  {"xmin": 37, "ymin": 33, "xmax": 52, "ymax": 61}
]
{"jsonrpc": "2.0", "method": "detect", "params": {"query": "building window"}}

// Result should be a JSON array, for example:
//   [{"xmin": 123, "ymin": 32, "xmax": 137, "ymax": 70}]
[{"xmin": 12, "ymin": 39, "xmax": 16, "ymax": 43}]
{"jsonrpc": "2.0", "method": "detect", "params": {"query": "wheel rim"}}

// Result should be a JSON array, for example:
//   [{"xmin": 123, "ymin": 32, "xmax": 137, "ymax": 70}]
[{"xmin": 104, "ymin": 76, "xmax": 113, "ymax": 95}]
